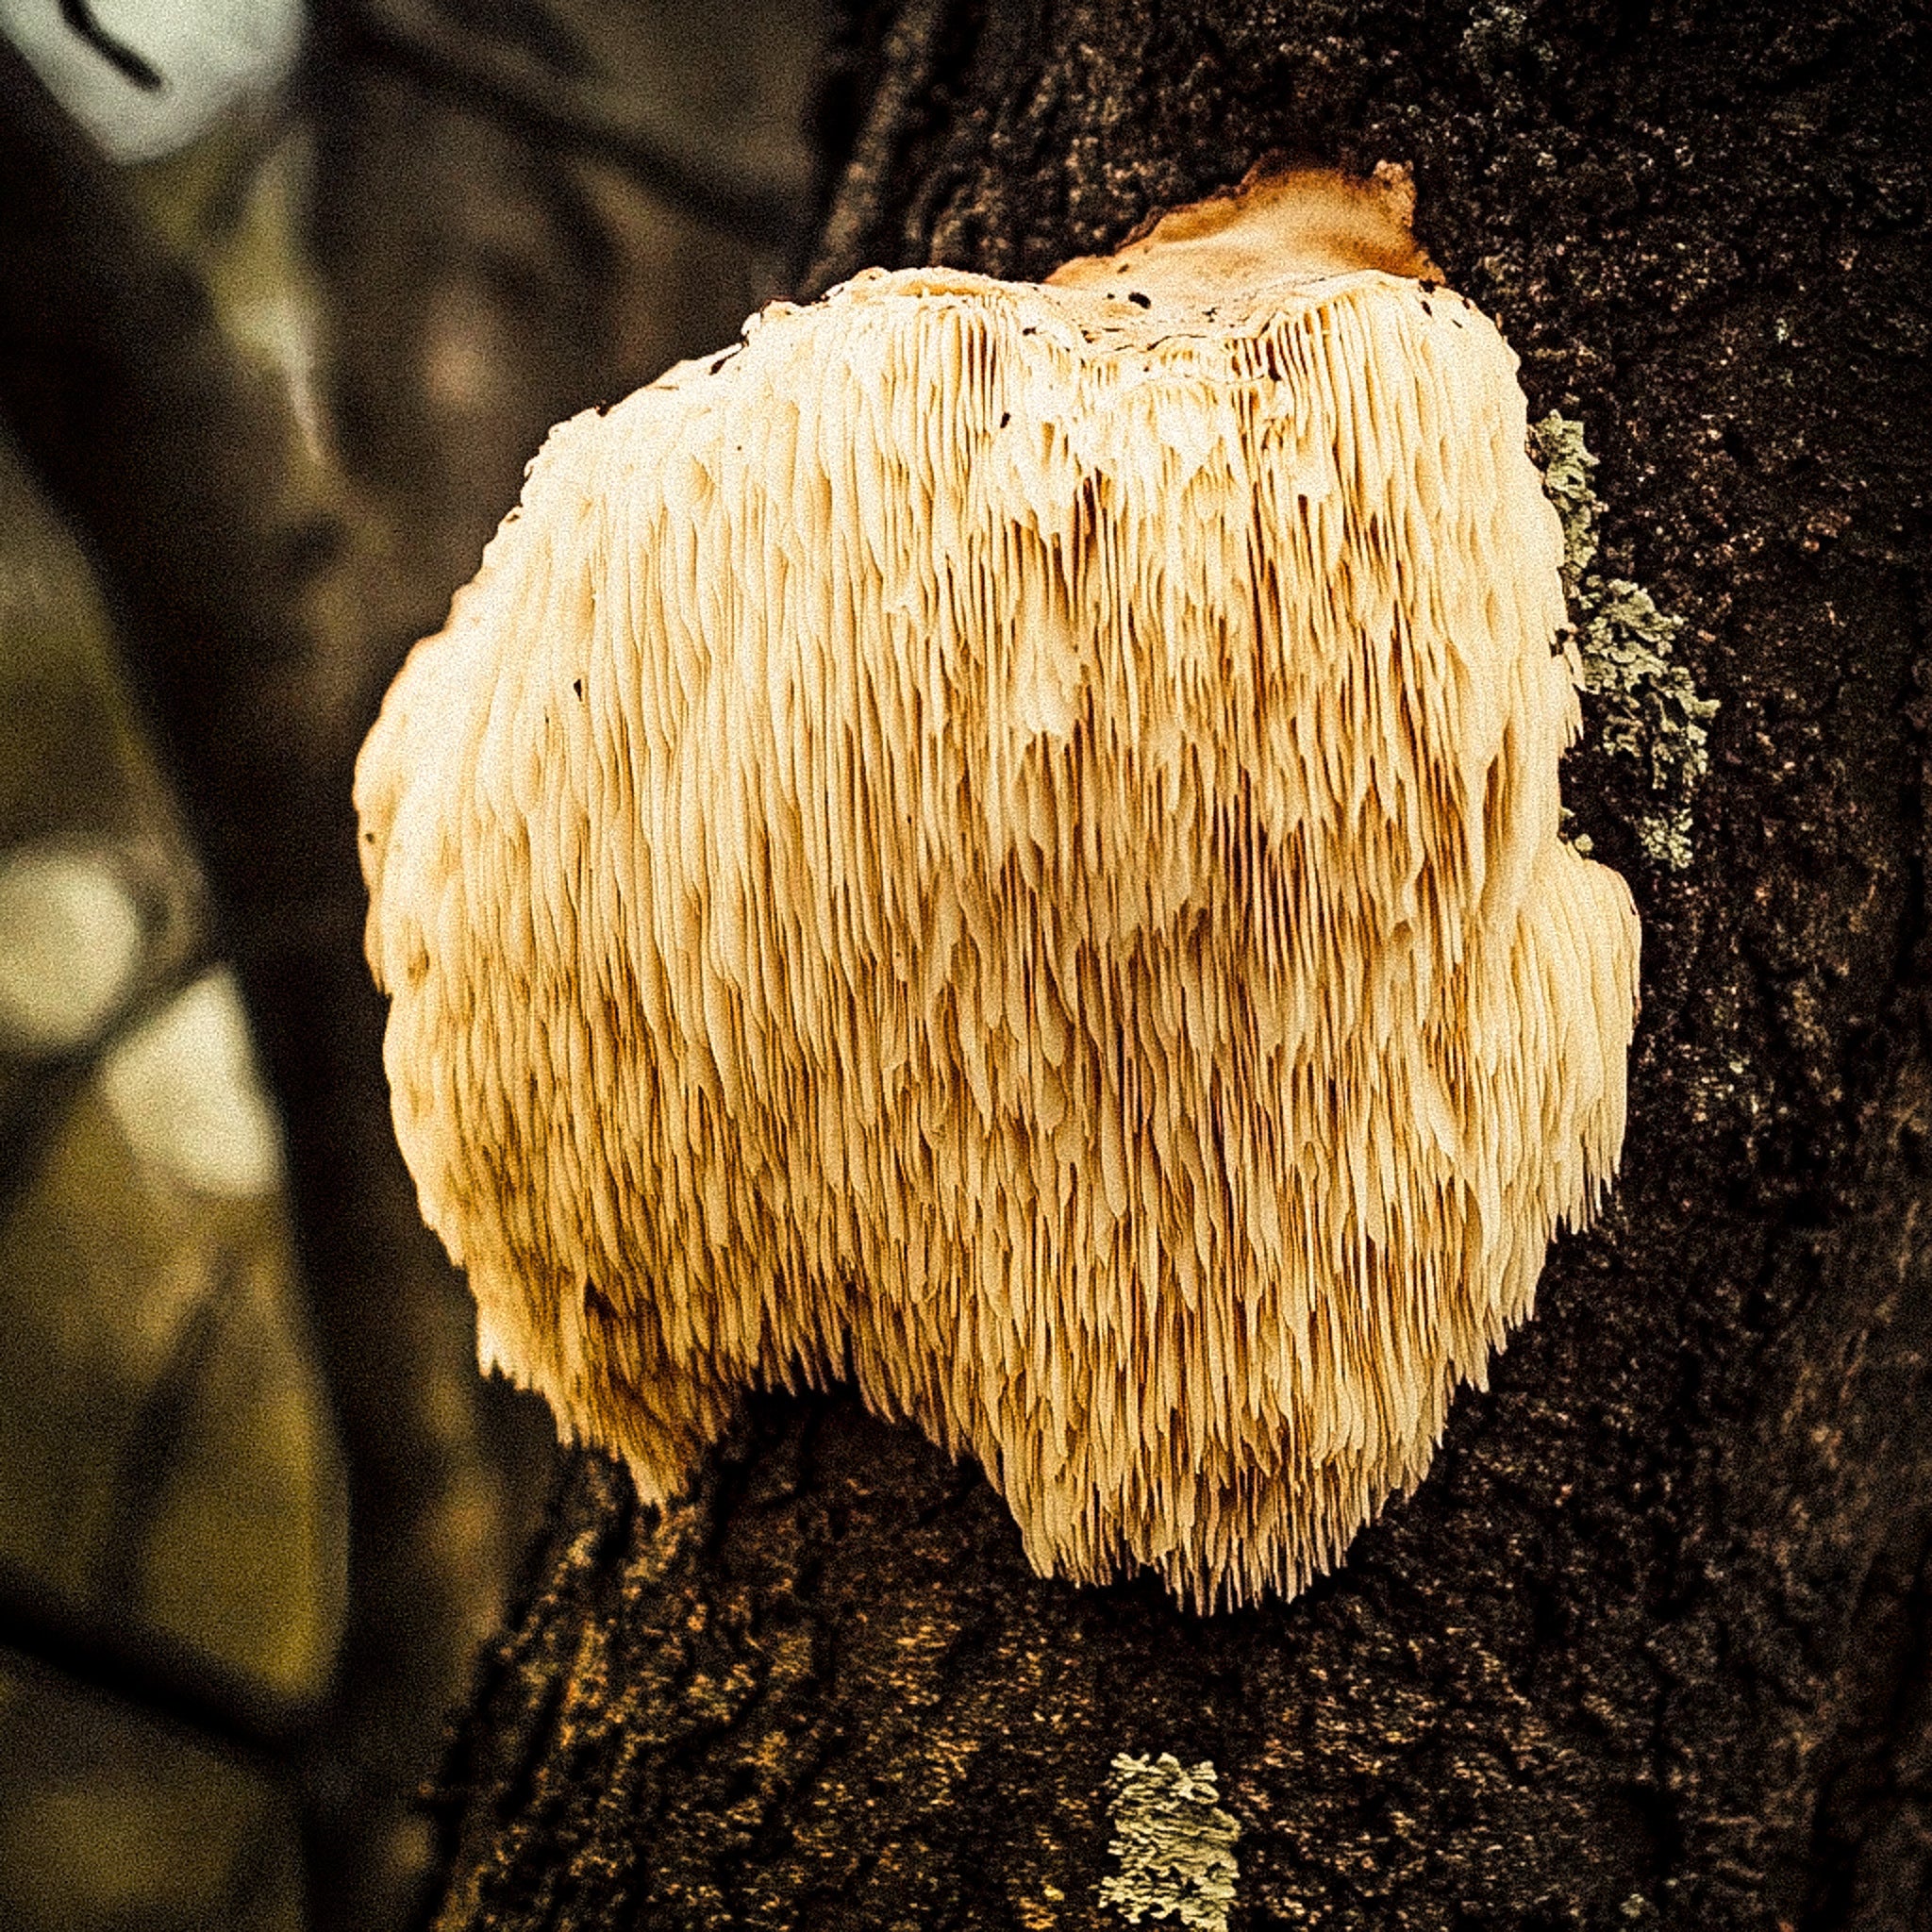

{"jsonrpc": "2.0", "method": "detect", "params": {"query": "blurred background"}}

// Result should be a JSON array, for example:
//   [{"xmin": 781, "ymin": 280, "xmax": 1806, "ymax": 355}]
[{"xmin": 0, "ymin": 2, "xmax": 840, "ymax": 1926}]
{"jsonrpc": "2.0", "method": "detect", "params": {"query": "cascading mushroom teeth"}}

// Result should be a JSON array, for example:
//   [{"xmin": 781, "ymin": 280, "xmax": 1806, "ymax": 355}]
[{"xmin": 356, "ymin": 164, "xmax": 1641, "ymax": 1610}]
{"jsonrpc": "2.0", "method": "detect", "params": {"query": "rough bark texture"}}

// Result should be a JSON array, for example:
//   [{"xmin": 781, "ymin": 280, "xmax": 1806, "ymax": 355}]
[{"xmin": 426, "ymin": 2, "xmax": 1931, "ymax": 1925}]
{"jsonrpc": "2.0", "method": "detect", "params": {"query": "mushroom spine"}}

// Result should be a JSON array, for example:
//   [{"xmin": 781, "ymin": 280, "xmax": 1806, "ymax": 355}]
[{"xmin": 356, "ymin": 168, "xmax": 1641, "ymax": 1608}]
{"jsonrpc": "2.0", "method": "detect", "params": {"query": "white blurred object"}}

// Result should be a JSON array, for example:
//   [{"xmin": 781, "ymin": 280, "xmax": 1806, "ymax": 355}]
[
  {"xmin": 0, "ymin": 844, "xmax": 143, "ymax": 1052},
  {"xmin": 102, "ymin": 968, "xmax": 285, "ymax": 1195},
  {"xmin": 0, "ymin": 0, "xmax": 304, "ymax": 163}
]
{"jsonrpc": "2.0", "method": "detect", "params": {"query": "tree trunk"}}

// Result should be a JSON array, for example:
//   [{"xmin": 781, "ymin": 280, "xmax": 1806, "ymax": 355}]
[{"xmin": 426, "ymin": 3, "xmax": 1931, "ymax": 1924}]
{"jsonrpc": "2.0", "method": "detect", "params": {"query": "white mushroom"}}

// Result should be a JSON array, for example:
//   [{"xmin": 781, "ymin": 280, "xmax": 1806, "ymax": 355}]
[{"xmin": 356, "ymin": 165, "xmax": 1641, "ymax": 1607}]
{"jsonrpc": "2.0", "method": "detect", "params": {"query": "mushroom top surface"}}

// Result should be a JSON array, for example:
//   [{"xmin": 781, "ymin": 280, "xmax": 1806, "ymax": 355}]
[{"xmin": 355, "ymin": 171, "xmax": 1638, "ymax": 1608}]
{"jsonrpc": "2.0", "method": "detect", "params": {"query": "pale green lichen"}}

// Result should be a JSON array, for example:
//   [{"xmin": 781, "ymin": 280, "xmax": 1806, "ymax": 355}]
[
  {"xmin": 1097, "ymin": 1752, "xmax": 1241, "ymax": 1931},
  {"xmin": 1530, "ymin": 412, "xmax": 1718, "ymax": 870}
]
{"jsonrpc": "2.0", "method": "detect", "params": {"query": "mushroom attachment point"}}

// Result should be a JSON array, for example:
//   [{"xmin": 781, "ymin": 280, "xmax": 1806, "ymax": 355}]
[{"xmin": 356, "ymin": 165, "xmax": 1640, "ymax": 1609}]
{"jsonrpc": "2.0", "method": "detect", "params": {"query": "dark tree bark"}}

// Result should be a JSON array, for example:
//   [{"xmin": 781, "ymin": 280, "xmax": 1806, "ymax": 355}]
[{"xmin": 415, "ymin": 1, "xmax": 1931, "ymax": 1925}]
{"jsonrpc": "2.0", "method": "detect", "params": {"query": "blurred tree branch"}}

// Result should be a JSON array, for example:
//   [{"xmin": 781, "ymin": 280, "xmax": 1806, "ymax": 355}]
[
  {"xmin": 335, "ymin": 0, "xmax": 811, "ymax": 249},
  {"xmin": 58, "ymin": 0, "xmax": 165, "ymax": 92},
  {"xmin": 0, "ymin": 35, "xmax": 541, "ymax": 1932}
]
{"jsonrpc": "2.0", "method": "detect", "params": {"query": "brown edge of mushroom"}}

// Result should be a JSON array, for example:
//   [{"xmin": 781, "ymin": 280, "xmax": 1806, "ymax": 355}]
[{"xmin": 1046, "ymin": 159, "xmax": 1441, "ymax": 304}]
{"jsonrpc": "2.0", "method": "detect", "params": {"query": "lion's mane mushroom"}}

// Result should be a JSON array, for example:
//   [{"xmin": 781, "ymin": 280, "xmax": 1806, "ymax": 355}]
[{"xmin": 356, "ymin": 164, "xmax": 1640, "ymax": 1608}]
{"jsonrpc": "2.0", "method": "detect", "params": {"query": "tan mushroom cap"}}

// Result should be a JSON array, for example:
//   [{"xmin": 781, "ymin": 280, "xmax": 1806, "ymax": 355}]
[{"xmin": 356, "ymin": 166, "xmax": 1640, "ymax": 1608}]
